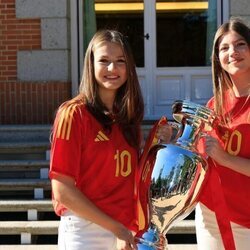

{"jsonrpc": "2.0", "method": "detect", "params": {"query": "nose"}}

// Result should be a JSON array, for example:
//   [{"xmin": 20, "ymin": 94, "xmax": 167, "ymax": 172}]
[
  {"xmin": 229, "ymin": 45, "xmax": 239, "ymax": 56},
  {"xmin": 107, "ymin": 62, "xmax": 116, "ymax": 71}
]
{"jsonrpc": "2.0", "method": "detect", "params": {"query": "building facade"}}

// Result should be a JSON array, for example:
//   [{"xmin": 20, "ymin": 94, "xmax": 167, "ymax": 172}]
[{"xmin": 0, "ymin": 0, "xmax": 250, "ymax": 124}]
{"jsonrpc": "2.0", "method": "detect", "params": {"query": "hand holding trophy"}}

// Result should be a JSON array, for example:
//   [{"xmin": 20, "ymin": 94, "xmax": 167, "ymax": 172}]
[{"xmin": 136, "ymin": 100, "xmax": 218, "ymax": 249}]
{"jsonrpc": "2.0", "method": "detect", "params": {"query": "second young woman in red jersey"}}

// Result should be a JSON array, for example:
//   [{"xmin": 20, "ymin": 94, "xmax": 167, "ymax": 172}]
[{"xmin": 195, "ymin": 17, "xmax": 250, "ymax": 250}]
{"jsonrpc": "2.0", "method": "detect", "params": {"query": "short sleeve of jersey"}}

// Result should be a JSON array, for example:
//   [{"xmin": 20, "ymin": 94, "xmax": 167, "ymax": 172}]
[{"xmin": 49, "ymin": 102, "xmax": 85, "ymax": 181}]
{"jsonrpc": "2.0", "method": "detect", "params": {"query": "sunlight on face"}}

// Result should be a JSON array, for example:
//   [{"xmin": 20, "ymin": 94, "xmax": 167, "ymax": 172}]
[
  {"xmin": 218, "ymin": 31, "xmax": 250, "ymax": 76},
  {"xmin": 94, "ymin": 41, "xmax": 127, "ymax": 98}
]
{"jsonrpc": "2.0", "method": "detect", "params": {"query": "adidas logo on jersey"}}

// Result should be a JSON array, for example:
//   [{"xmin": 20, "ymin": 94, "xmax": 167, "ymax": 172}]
[{"xmin": 95, "ymin": 131, "xmax": 109, "ymax": 142}]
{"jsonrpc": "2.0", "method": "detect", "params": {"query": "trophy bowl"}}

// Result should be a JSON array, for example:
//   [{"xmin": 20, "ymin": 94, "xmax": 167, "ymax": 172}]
[{"xmin": 136, "ymin": 100, "xmax": 217, "ymax": 249}]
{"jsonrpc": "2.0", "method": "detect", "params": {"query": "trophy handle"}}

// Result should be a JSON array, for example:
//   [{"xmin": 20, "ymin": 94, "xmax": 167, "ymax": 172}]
[{"xmin": 140, "ymin": 116, "xmax": 167, "ymax": 168}]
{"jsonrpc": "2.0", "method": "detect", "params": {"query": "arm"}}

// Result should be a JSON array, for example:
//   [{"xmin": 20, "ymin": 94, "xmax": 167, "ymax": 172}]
[
  {"xmin": 204, "ymin": 135, "xmax": 250, "ymax": 177},
  {"xmin": 52, "ymin": 174, "xmax": 137, "ymax": 250}
]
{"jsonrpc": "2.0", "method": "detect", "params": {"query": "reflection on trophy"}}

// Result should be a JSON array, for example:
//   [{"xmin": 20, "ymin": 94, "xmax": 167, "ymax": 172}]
[{"xmin": 136, "ymin": 100, "xmax": 217, "ymax": 249}]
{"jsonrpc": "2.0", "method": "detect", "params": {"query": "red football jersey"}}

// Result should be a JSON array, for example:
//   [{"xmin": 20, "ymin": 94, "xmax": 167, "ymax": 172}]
[
  {"xmin": 49, "ymin": 101, "xmax": 139, "ymax": 231},
  {"xmin": 199, "ymin": 91, "xmax": 250, "ymax": 228}
]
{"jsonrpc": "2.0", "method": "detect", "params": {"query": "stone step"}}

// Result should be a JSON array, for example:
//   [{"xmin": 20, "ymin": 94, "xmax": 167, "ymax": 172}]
[
  {"xmin": 0, "ymin": 179, "xmax": 51, "ymax": 190},
  {"xmin": 0, "ymin": 160, "xmax": 49, "ymax": 170},
  {"xmin": 0, "ymin": 200, "xmax": 53, "ymax": 212},
  {"xmin": 0, "ymin": 245, "xmax": 57, "ymax": 250},
  {"xmin": 0, "ymin": 142, "xmax": 50, "ymax": 161},
  {"xmin": 0, "ymin": 220, "xmax": 57, "ymax": 244},
  {"xmin": 0, "ymin": 142, "xmax": 50, "ymax": 154},
  {"xmin": 0, "ymin": 219, "xmax": 195, "ymax": 236},
  {"xmin": 0, "ymin": 200, "xmax": 54, "ymax": 220},
  {"xmin": 169, "ymin": 220, "xmax": 195, "ymax": 234},
  {"xmin": 0, "ymin": 199, "xmax": 54, "ymax": 220},
  {"xmin": 0, "ymin": 179, "xmax": 51, "ymax": 199},
  {"xmin": 0, "ymin": 125, "xmax": 51, "ymax": 143},
  {"xmin": 0, "ymin": 220, "xmax": 196, "ymax": 245},
  {"xmin": 0, "ymin": 124, "xmax": 153, "ymax": 143},
  {"xmin": 0, "ymin": 200, "xmax": 194, "ymax": 225},
  {"xmin": 170, "ymin": 244, "xmax": 197, "ymax": 250},
  {"xmin": 0, "ymin": 244, "xmax": 197, "ymax": 250},
  {"xmin": 0, "ymin": 220, "xmax": 58, "ymax": 235},
  {"xmin": 0, "ymin": 160, "xmax": 49, "ymax": 179}
]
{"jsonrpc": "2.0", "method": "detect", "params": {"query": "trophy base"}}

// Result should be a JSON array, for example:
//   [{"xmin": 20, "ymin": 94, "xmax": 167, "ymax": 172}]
[{"xmin": 137, "ymin": 227, "xmax": 167, "ymax": 250}]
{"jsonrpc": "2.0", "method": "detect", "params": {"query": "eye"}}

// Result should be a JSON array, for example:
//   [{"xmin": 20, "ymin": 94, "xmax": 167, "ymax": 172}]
[
  {"xmin": 219, "ymin": 46, "xmax": 228, "ymax": 52},
  {"xmin": 116, "ymin": 59, "xmax": 126, "ymax": 65},
  {"xmin": 236, "ymin": 41, "xmax": 247, "ymax": 47},
  {"xmin": 98, "ymin": 58, "xmax": 109, "ymax": 64}
]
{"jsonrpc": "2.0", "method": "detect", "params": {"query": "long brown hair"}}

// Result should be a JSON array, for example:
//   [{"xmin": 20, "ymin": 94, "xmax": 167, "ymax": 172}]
[
  {"xmin": 75, "ymin": 30, "xmax": 144, "ymax": 149},
  {"xmin": 211, "ymin": 17, "xmax": 250, "ymax": 123}
]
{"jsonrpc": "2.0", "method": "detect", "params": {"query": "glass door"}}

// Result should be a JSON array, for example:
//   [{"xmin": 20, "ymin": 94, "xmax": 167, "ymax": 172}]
[{"xmin": 152, "ymin": 0, "xmax": 218, "ymax": 119}]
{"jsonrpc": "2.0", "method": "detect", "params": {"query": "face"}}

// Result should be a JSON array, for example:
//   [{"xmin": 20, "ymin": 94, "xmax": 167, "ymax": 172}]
[
  {"xmin": 218, "ymin": 31, "xmax": 250, "ymax": 76},
  {"xmin": 93, "ymin": 41, "xmax": 127, "ymax": 96}
]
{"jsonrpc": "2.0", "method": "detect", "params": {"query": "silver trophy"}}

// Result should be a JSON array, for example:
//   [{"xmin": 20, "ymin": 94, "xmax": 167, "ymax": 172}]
[{"xmin": 136, "ymin": 100, "xmax": 217, "ymax": 249}]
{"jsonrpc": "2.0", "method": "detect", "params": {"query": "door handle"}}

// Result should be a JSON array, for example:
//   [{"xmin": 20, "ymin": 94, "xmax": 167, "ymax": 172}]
[{"xmin": 144, "ymin": 33, "xmax": 150, "ymax": 40}]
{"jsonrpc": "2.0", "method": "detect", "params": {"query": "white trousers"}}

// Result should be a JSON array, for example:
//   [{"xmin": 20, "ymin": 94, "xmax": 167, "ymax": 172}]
[
  {"xmin": 58, "ymin": 211, "xmax": 117, "ymax": 250},
  {"xmin": 195, "ymin": 203, "xmax": 250, "ymax": 250}
]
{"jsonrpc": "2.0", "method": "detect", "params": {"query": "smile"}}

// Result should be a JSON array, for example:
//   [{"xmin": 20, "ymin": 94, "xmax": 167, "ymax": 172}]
[
  {"xmin": 228, "ymin": 59, "xmax": 243, "ymax": 64},
  {"xmin": 105, "ymin": 75, "xmax": 119, "ymax": 79}
]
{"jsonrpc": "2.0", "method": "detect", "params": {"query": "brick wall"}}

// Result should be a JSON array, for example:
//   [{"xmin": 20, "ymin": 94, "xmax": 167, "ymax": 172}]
[
  {"xmin": 0, "ymin": 0, "xmax": 71, "ymax": 124},
  {"xmin": 0, "ymin": 81, "xmax": 71, "ymax": 124}
]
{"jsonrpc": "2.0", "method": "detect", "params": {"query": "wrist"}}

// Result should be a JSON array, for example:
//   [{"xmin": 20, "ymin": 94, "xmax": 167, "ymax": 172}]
[{"xmin": 106, "ymin": 220, "xmax": 124, "ymax": 236}]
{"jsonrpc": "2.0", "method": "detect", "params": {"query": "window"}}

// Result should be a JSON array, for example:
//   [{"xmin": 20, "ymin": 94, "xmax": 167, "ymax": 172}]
[{"xmin": 156, "ymin": 0, "xmax": 217, "ymax": 67}]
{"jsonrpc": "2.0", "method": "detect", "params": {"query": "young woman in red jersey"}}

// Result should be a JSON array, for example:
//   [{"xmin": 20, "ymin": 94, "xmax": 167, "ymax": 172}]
[
  {"xmin": 49, "ymin": 29, "xmax": 171, "ymax": 250},
  {"xmin": 49, "ymin": 29, "xmax": 143, "ymax": 250},
  {"xmin": 195, "ymin": 17, "xmax": 250, "ymax": 250}
]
